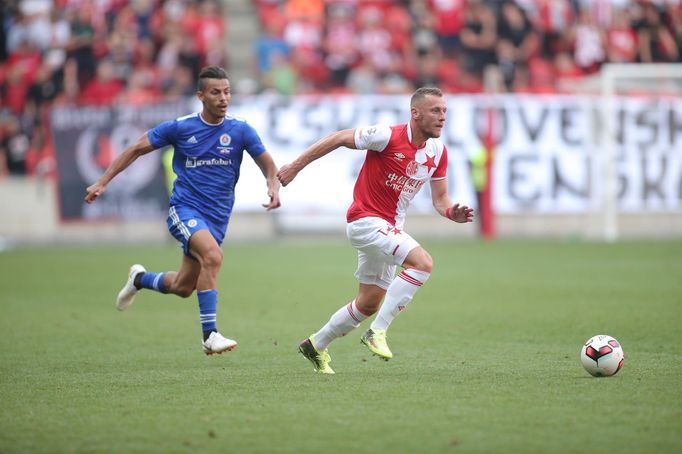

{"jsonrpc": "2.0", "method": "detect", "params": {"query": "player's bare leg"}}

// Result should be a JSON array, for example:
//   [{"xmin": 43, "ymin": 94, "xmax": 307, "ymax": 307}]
[
  {"xmin": 187, "ymin": 230, "xmax": 236, "ymax": 355},
  {"xmin": 161, "ymin": 255, "xmax": 201, "ymax": 297}
]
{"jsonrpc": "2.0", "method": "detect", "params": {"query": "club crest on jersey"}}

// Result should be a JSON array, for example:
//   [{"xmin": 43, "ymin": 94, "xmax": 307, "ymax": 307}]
[
  {"xmin": 406, "ymin": 160, "xmax": 419, "ymax": 177},
  {"xmin": 217, "ymin": 133, "xmax": 233, "ymax": 154}
]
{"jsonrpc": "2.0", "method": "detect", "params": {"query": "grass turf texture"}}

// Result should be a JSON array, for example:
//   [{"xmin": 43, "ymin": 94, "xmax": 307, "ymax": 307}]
[{"xmin": 0, "ymin": 240, "xmax": 680, "ymax": 453}]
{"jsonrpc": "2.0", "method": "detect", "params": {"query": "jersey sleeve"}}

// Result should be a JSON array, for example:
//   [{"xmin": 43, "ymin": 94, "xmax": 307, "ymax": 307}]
[
  {"xmin": 147, "ymin": 119, "xmax": 178, "ymax": 149},
  {"xmin": 432, "ymin": 144, "xmax": 448, "ymax": 180},
  {"xmin": 242, "ymin": 122, "xmax": 266, "ymax": 158},
  {"xmin": 353, "ymin": 124, "xmax": 391, "ymax": 152}
]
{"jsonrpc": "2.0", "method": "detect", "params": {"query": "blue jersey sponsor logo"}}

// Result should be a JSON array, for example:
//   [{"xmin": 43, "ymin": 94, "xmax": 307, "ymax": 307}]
[{"xmin": 185, "ymin": 157, "xmax": 233, "ymax": 168}]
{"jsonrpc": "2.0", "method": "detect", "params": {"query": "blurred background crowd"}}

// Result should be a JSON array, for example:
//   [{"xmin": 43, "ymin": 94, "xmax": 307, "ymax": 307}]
[{"xmin": 1, "ymin": 0, "xmax": 681, "ymax": 178}]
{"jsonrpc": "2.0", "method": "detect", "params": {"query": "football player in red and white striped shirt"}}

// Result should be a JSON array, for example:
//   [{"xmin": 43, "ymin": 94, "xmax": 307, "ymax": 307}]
[{"xmin": 278, "ymin": 87, "xmax": 473, "ymax": 374}]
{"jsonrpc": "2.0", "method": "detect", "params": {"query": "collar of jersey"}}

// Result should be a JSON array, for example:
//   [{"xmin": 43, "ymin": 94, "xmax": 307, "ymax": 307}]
[{"xmin": 199, "ymin": 112, "xmax": 225, "ymax": 127}]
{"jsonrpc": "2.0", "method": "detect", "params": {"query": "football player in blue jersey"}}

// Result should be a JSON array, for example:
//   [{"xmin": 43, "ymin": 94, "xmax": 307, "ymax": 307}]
[{"xmin": 85, "ymin": 66, "xmax": 281, "ymax": 355}]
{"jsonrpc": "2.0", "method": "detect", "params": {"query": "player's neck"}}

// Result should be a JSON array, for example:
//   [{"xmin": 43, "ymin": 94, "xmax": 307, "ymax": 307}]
[
  {"xmin": 200, "ymin": 111, "xmax": 224, "ymax": 125},
  {"xmin": 408, "ymin": 122, "xmax": 428, "ymax": 149}
]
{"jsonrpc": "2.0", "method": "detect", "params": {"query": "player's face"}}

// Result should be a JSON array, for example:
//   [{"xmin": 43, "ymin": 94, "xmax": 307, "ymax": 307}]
[
  {"xmin": 198, "ymin": 78, "xmax": 231, "ymax": 123},
  {"xmin": 412, "ymin": 95, "xmax": 447, "ymax": 139}
]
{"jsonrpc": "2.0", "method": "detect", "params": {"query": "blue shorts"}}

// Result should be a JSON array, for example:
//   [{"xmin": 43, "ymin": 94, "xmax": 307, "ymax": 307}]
[{"xmin": 167, "ymin": 205, "xmax": 228, "ymax": 256}]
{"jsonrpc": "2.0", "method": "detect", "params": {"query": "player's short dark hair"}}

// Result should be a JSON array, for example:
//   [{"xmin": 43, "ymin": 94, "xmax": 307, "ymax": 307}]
[
  {"xmin": 410, "ymin": 87, "xmax": 443, "ymax": 107},
  {"xmin": 197, "ymin": 66, "xmax": 229, "ymax": 91}
]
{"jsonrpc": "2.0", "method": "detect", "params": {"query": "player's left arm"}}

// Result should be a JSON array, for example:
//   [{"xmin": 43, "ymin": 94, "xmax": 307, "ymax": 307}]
[
  {"xmin": 277, "ymin": 128, "xmax": 356, "ymax": 186},
  {"xmin": 253, "ymin": 151, "xmax": 281, "ymax": 210},
  {"xmin": 430, "ymin": 179, "xmax": 474, "ymax": 224}
]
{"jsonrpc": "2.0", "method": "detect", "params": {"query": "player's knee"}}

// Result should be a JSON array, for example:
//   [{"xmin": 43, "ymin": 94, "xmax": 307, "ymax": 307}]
[
  {"xmin": 411, "ymin": 253, "xmax": 433, "ymax": 273},
  {"xmin": 201, "ymin": 247, "xmax": 223, "ymax": 270},
  {"xmin": 417, "ymin": 257, "xmax": 433, "ymax": 274},
  {"xmin": 404, "ymin": 247, "xmax": 433, "ymax": 273},
  {"xmin": 355, "ymin": 290, "xmax": 384, "ymax": 315},
  {"xmin": 356, "ymin": 299, "xmax": 380, "ymax": 316}
]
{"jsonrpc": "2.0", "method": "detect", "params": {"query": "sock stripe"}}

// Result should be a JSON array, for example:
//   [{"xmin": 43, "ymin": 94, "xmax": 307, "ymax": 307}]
[
  {"xmin": 346, "ymin": 302, "xmax": 362, "ymax": 324},
  {"xmin": 399, "ymin": 271, "xmax": 423, "ymax": 287},
  {"xmin": 197, "ymin": 289, "xmax": 218, "ymax": 333},
  {"xmin": 152, "ymin": 273, "xmax": 162, "ymax": 291}
]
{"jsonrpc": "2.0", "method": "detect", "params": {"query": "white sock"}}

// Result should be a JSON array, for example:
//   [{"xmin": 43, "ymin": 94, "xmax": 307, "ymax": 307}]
[
  {"xmin": 313, "ymin": 300, "xmax": 368, "ymax": 350},
  {"xmin": 371, "ymin": 269, "xmax": 430, "ymax": 331}
]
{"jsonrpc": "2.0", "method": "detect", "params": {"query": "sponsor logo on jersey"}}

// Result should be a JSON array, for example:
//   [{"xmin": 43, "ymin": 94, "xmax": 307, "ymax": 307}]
[
  {"xmin": 385, "ymin": 172, "xmax": 424, "ymax": 194},
  {"xmin": 394, "ymin": 153, "xmax": 405, "ymax": 161},
  {"xmin": 187, "ymin": 136, "xmax": 198, "ymax": 144},
  {"xmin": 185, "ymin": 157, "xmax": 232, "ymax": 168},
  {"xmin": 366, "ymin": 127, "xmax": 377, "ymax": 135}
]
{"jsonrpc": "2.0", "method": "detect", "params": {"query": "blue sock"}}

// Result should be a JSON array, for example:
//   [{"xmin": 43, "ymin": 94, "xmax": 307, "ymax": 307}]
[
  {"xmin": 137, "ymin": 272, "xmax": 168, "ymax": 293},
  {"xmin": 198, "ymin": 289, "xmax": 218, "ymax": 335}
]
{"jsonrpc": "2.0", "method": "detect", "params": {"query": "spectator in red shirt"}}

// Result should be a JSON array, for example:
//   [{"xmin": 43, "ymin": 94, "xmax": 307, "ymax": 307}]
[
  {"xmin": 606, "ymin": 8, "xmax": 638, "ymax": 63},
  {"xmin": 3, "ymin": 39, "xmax": 42, "ymax": 114},
  {"xmin": 79, "ymin": 58, "xmax": 124, "ymax": 106},
  {"xmin": 119, "ymin": 68, "xmax": 160, "ymax": 106},
  {"xmin": 429, "ymin": 0, "xmax": 465, "ymax": 57}
]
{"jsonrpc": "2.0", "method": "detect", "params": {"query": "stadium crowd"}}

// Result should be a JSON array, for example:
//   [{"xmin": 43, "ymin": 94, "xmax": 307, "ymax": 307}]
[{"xmin": 1, "ymin": 0, "xmax": 682, "ymax": 177}]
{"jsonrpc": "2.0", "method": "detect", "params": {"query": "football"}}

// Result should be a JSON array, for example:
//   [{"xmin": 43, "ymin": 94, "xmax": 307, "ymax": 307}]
[{"xmin": 580, "ymin": 335, "xmax": 624, "ymax": 377}]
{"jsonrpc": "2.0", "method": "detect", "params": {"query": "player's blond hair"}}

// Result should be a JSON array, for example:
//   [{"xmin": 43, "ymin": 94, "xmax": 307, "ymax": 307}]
[{"xmin": 410, "ymin": 87, "xmax": 443, "ymax": 107}]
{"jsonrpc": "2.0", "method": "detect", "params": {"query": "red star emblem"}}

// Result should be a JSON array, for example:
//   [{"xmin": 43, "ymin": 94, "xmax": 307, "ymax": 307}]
[{"xmin": 421, "ymin": 154, "xmax": 436, "ymax": 172}]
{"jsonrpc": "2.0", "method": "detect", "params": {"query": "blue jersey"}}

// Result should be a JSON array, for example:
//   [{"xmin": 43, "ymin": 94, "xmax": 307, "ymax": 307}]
[{"xmin": 148, "ymin": 113, "xmax": 266, "ymax": 225}]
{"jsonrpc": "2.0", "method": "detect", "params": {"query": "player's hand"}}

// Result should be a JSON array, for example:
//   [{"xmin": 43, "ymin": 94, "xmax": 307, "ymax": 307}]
[
  {"xmin": 85, "ymin": 182, "xmax": 106, "ymax": 204},
  {"xmin": 446, "ymin": 203, "xmax": 474, "ymax": 223},
  {"xmin": 262, "ymin": 188, "xmax": 281, "ymax": 211},
  {"xmin": 277, "ymin": 163, "xmax": 299, "ymax": 187}
]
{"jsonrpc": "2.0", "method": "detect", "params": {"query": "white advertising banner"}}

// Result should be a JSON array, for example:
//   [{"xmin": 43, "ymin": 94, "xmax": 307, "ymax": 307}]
[{"xmin": 228, "ymin": 94, "xmax": 682, "ymax": 214}]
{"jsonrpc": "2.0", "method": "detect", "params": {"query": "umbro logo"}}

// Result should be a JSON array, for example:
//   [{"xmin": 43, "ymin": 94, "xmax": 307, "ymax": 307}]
[
  {"xmin": 394, "ymin": 153, "xmax": 405, "ymax": 161},
  {"xmin": 187, "ymin": 136, "xmax": 198, "ymax": 144}
]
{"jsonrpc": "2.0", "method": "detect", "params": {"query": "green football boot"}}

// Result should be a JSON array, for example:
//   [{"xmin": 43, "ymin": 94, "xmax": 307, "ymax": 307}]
[
  {"xmin": 299, "ymin": 337, "xmax": 335, "ymax": 374},
  {"xmin": 360, "ymin": 328, "xmax": 393, "ymax": 360}
]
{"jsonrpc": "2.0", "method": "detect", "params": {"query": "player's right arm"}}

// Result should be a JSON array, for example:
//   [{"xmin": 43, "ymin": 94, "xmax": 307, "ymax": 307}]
[
  {"xmin": 84, "ymin": 132, "xmax": 156, "ymax": 203},
  {"xmin": 277, "ymin": 128, "xmax": 356, "ymax": 186}
]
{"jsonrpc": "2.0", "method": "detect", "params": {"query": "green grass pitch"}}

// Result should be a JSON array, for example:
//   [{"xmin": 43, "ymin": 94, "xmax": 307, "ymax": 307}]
[{"xmin": 1, "ymin": 239, "xmax": 680, "ymax": 453}]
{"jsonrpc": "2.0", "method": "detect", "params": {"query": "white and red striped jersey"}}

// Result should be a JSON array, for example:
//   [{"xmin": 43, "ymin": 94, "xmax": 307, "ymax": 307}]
[{"xmin": 347, "ymin": 123, "xmax": 448, "ymax": 229}]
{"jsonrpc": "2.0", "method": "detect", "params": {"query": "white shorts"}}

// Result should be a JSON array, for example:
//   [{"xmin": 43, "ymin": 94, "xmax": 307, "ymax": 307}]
[{"xmin": 346, "ymin": 217, "xmax": 420, "ymax": 290}]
